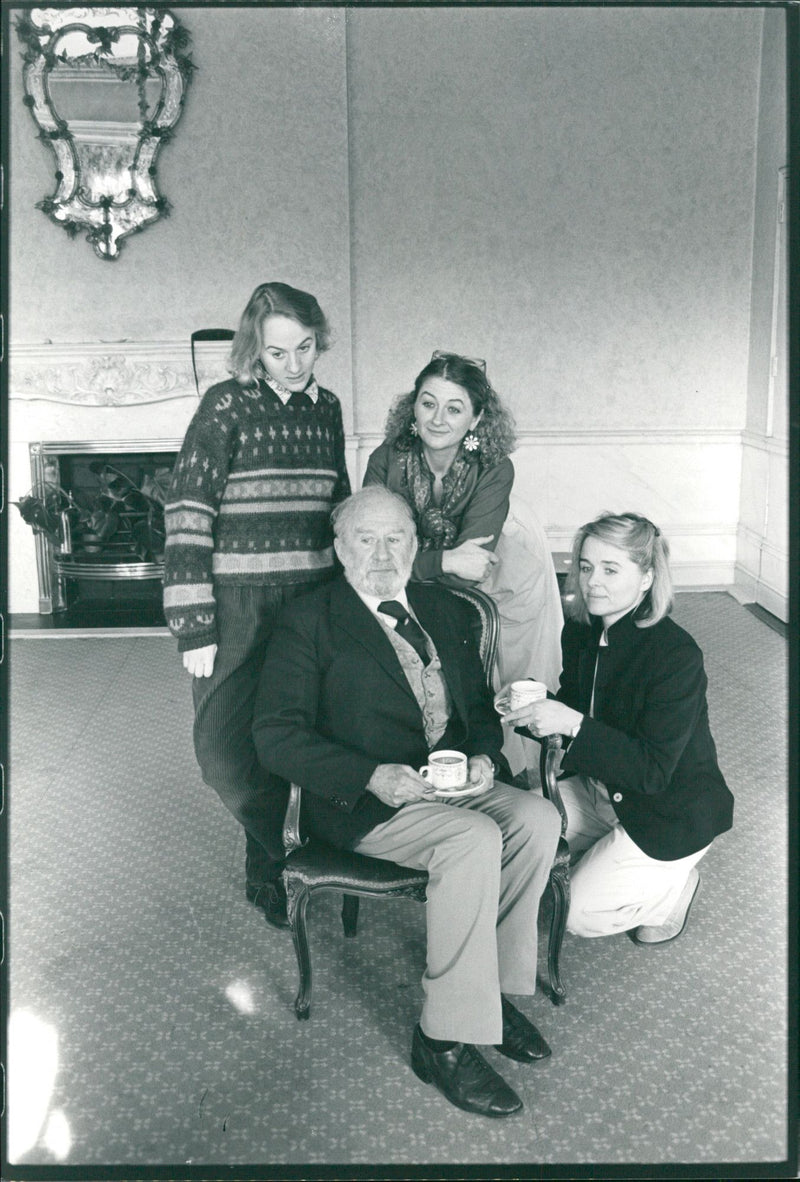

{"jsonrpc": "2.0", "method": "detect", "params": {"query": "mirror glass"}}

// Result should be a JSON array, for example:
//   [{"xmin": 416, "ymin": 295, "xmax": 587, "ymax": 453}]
[{"xmin": 17, "ymin": 7, "xmax": 194, "ymax": 259}]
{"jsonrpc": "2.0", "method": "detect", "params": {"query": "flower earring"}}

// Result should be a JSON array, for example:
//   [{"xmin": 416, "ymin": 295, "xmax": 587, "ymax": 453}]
[
  {"xmin": 462, "ymin": 431, "xmax": 480, "ymax": 453},
  {"xmin": 409, "ymin": 421, "xmax": 418, "ymax": 436}
]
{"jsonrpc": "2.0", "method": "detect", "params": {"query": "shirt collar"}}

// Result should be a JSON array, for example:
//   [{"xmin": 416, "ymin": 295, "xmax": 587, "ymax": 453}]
[
  {"xmin": 262, "ymin": 374, "xmax": 319, "ymax": 404},
  {"xmin": 351, "ymin": 585, "xmax": 410, "ymax": 621}
]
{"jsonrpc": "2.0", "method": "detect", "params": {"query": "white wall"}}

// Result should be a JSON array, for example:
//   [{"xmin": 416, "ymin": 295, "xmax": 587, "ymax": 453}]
[
  {"xmin": 736, "ymin": 10, "xmax": 789, "ymax": 620},
  {"xmin": 347, "ymin": 7, "xmax": 761, "ymax": 432},
  {"xmin": 8, "ymin": 6, "xmax": 786, "ymax": 615}
]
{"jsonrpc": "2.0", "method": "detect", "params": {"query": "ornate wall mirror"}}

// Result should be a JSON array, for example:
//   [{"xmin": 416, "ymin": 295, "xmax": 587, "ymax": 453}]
[{"xmin": 16, "ymin": 6, "xmax": 194, "ymax": 259}]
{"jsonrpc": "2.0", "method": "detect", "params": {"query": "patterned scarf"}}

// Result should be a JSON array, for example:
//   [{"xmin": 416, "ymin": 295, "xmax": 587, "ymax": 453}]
[{"xmin": 398, "ymin": 441, "xmax": 477, "ymax": 550}]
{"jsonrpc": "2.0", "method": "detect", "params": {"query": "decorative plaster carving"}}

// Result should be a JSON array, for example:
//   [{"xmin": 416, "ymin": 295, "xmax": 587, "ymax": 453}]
[
  {"xmin": 23, "ymin": 354, "xmax": 190, "ymax": 405},
  {"xmin": 9, "ymin": 340, "xmax": 230, "ymax": 405}
]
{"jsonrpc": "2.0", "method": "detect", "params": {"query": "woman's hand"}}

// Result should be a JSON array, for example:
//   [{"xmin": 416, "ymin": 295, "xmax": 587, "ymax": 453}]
[
  {"xmin": 183, "ymin": 644, "xmax": 218, "ymax": 678},
  {"xmin": 441, "ymin": 535, "xmax": 499, "ymax": 581},
  {"xmin": 499, "ymin": 695, "xmax": 583, "ymax": 738}
]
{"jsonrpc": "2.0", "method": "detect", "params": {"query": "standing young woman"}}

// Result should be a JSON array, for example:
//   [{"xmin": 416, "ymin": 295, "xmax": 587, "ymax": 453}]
[
  {"xmin": 363, "ymin": 351, "xmax": 563, "ymax": 778},
  {"xmin": 496, "ymin": 512, "xmax": 734, "ymax": 944},
  {"xmin": 163, "ymin": 282, "xmax": 350, "ymax": 926}
]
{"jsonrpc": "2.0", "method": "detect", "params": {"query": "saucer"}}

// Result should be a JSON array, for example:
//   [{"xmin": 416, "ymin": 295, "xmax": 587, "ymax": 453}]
[{"xmin": 433, "ymin": 771, "xmax": 488, "ymax": 800}]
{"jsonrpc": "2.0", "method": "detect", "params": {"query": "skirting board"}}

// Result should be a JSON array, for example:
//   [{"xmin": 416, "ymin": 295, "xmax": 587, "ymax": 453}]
[{"xmin": 732, "ymin": 565, "xmax": 788, "ymax": 623}]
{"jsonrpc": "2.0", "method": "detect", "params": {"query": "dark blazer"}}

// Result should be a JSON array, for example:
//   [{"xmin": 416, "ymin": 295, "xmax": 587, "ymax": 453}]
[
  {"xmin": 553, "ymin": 609, "xmax": 733, "ymax": 860},
  {"xmin": 252, "ymin": 577, "xmax": 510, "ymax": 850}
]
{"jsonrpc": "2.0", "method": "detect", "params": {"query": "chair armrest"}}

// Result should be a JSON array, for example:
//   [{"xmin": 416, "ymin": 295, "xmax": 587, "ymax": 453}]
[
  {"xmin": 283, "ymin": 783, "xmax": 308, "ymax": 856},
  {"xmin": 539, "ymin": 734, "xmax": 568, "ymax": 838}
]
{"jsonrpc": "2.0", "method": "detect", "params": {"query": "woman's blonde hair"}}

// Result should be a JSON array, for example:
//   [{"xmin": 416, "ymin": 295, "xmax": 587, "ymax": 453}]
[
  {"xmin": 228, "ymin": 282, "xmax": 331, "ymax": 386},
  {"xmin": 564, "ymin": 512, "xmax": 673, "ymax": 628}
]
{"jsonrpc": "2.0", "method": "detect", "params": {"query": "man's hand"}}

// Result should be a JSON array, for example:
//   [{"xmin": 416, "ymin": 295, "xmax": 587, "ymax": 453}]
[
  {"xmin": 366, "ymin": 764, "xmax": 436, "ymax": 807},
  {"xmin": 501, "ymin": 698, "xmax": 583, "ymax": 738},
  {"xmin": 183, "ymin": 643, "xmax": 218, "ymax": 678},
  {"xmin": 468, "ymin": 754, "xmax": 495, "ymax": 791}
]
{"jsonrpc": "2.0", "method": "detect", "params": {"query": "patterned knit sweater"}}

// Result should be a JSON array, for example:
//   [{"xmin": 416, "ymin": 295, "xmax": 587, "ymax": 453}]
[{"xmin": 163, "ymin": 377, "xmax": 350, "ymax": 651}]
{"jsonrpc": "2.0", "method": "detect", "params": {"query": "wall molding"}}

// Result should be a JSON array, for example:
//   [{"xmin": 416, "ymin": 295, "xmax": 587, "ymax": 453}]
[
  {"xmin": 740, "ymin": 428, "xmax": 789, "ymax": 456},
  {"xmin": 355, "ymin": 427, "xmax": 743, "ymax": 454}
]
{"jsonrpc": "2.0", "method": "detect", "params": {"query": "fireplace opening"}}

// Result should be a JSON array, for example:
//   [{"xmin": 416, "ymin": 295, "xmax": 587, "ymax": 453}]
[{"xmin": 27, "ymin": 440, "xmax": 181, "ymax": 628}]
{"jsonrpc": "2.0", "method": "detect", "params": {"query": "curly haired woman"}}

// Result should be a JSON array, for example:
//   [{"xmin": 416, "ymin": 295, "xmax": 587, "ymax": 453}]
[{"xmin": 363, "ymin": 352, "xmax": 563, "ymax": 778}]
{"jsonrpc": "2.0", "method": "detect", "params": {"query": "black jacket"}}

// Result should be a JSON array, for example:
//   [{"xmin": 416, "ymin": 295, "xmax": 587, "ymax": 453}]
[
  {"xmin": 252, "ymin": 577, "xmax": 510, "ymax": 850},
  {"xmin": 555, "ymin": 609, "xmax": 733, "ymax": 860}
]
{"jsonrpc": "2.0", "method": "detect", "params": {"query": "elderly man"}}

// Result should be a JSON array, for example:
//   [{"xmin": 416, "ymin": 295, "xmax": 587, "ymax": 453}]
[{"xmin": 252, "ymin": 486, "xmax": 560, "ymax": 1118}]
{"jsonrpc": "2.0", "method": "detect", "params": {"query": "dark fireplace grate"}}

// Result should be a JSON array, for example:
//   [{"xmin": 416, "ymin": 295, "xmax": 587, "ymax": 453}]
[{"xmin": 29, "ymin": 440, "xmax": 181, "ymax": 626}]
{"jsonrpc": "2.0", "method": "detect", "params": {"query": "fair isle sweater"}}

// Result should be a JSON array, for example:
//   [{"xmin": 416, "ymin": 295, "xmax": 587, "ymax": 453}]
[{"xmin": 163, "ymin": 377, "xmax": 350, "ymax": 652}]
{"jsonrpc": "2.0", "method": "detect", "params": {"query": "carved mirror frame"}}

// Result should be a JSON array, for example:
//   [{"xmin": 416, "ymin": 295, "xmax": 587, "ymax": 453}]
[{"xmin": 16, "ymin": 6, "xmax": 194, "ymax": 259}]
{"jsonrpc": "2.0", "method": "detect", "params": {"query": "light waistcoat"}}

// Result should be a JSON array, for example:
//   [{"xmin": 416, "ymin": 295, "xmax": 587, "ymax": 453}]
[{"xmin": 380, "ymin": 622, "xmax": 451, "ymax": 749}]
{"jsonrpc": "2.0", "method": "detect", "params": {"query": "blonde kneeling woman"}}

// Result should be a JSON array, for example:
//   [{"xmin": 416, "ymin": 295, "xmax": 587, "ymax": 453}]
[{"xmin": 496, "ymin": 512, "xmax": 733, "ymax": 945}]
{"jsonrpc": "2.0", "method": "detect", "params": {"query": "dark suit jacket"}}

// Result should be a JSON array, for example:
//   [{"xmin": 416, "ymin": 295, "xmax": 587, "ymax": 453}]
[
  {"xmin": 252, "ymin": 577, "xmax": 510, "ymax": 850},
  {"xmin": 554, "ymin": 609, "xmax": 733, "ymax": 861}
]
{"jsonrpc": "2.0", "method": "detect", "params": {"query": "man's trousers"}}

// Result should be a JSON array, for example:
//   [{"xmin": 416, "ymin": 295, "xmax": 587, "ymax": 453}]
[{"xmin": 353, "ymin": 781, "xmax": 561, "ymax": 1045}]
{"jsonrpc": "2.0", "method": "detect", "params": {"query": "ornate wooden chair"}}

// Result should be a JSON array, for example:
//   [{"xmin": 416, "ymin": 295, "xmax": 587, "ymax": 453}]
[
  {"xmin": 280, "ymin": 585, "xmax": 568, "ymax": 1019},
  {"xmin": 190, "ymin": 328, "xmax": 234, "ymax": 396},
  {"xmin": 537, "ymin": 733, "xmax": 570, "ymax": 1005}
]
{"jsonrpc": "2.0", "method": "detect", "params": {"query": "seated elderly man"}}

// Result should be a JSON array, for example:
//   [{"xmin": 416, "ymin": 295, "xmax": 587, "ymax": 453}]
[{"xmin": 252, "ymin": 486, "xmax": 561, "ymax": 1118}]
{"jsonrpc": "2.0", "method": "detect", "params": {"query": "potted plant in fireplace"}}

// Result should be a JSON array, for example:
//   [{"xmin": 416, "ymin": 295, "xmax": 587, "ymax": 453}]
[{"xmin": 14, "ymin": 461, "xmax": 168, "ymax": 563}]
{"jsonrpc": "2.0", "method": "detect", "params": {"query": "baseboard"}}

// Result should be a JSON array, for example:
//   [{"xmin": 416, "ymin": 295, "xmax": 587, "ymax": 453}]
[
  {"xmin": 743, "ymin": 602, "xmax": 787, "ymax": 637},
  {"xmin": 732, "ymin": 566, "xmax": 788, "ymax": 623},
  {"xmin": 9, "ymin": 613, "xmax": 171, "ymax": 639}
]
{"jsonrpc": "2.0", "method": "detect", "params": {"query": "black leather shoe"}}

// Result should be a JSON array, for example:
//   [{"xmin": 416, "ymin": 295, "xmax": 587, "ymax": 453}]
[
  {"xmin": 411, "ymin": 1026, "xmax": 522, "ymax": 1117},
  {"xmin": 495, "ymin": 996, "xmax": 552, "ymax": 1063},
  {"xmin": 246, "ymin": 880, "xmax": 289, "ymax": 930}
]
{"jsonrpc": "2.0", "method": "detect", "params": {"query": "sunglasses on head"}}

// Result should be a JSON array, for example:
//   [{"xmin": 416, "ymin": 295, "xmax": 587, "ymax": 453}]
[{"xmin": 430, "ymin": 350, "xmax": 487, "ymax": 375}]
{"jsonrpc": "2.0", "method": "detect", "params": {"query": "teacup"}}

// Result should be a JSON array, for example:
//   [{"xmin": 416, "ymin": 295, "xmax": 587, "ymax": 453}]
[
  {"xmin": 419, "ymin": 749, "xmax": 468, "ymax": 791},
  {"xmin": 510, "ymin": 680, "xmax": 548, "ymax": 709},
  {"xmin": 496, "ymin": 679, "xmax": 548, "ymax": 715}
]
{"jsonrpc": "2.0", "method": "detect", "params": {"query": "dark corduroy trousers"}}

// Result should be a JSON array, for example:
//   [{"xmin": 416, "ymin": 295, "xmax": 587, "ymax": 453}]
[{"xmin": 192, "ymin": 581, "xmax": 320, "ymax": 887}]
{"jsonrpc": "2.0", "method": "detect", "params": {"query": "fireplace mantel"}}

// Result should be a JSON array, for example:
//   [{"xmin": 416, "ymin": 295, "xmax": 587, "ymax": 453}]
[
  {"xmin": 8, "ymin": 340, "xmax": 229, "ymax": 615},
  {"xmin": 9, "ymin": 339, "xmax": 230, "ymax": 407}
]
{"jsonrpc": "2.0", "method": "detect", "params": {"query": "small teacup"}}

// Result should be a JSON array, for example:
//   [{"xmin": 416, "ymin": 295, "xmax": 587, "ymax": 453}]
[
  {"xmin": 419, "ymin": 750, "xmax": 468, "ymax": 791},
  {"xmin": 508, "ymin": 680, "xmax": 548, "ymax": 710}
]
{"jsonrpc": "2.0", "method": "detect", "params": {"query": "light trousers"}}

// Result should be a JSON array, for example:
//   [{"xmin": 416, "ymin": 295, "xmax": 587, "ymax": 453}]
[
  {"xmin": 560, "ymin": 774, "xmax": 710, "ymax": 938},
  {"xmin": 353, "ymin": 781, "xmax": 561, "ymax": 1045}
]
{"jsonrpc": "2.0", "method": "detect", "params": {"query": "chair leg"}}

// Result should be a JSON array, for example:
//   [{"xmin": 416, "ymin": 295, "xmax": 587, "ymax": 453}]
[
  {"xmin": 285, "ymin": 878, "xmax": 313, "ymax": 1020},
  {"xmin": 341, "ymin": 893, "xmax": 360, "ymax": 937},
  {"xmin": 547, "ymin": 864, "xmax": 570, "ymax": 1005}
]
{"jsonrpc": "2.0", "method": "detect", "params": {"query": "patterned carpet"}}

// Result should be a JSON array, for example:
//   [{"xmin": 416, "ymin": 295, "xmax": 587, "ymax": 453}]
[{"xmin": 5, "ymin": 593, "xmax": 791, "ymax": 1172}]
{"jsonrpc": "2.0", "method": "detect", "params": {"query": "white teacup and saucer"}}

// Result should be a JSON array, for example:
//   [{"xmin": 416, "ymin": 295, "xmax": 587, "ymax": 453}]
[{"xmin": 419, "ymin": 750, "xmax": 488, "ymax": 800}]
